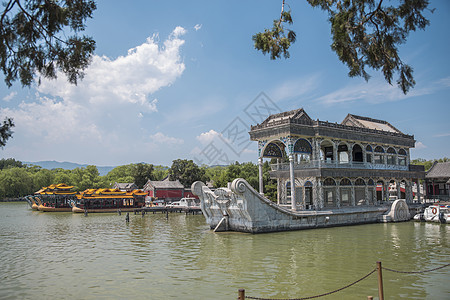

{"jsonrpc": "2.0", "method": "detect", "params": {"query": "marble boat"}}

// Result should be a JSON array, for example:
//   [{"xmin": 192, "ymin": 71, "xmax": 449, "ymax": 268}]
[
  {"xmin": 193, "ymin": 108, "xmax": 425, "ymax": 233},
  {"xmin": 193, "ymin": 178, "xmax": 413, "ymax": 233}
]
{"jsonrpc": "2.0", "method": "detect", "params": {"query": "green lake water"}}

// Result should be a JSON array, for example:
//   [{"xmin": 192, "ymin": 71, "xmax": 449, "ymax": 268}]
[{"xmin": 0, "ymin": 202, "xmax": 448, "ymax": 299}]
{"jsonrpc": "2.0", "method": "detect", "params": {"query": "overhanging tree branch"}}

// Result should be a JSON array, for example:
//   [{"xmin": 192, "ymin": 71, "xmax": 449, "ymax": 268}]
[{"xmin": 254, "ymin": 0, "xmax": 432, "ymax": 94}]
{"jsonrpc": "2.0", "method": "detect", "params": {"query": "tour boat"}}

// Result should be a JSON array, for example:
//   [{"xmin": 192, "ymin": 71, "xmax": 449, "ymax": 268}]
[
  {"xmin": 71, "ymin": 188, "xmax": 146, "ymax": 213},
  {"xmin": 413, "ymin": 204, "xmax": 449, "ymax": 223},
  {"xmin": 24, "ymin": 195, "xmax": 39, "ymax": 210},
  {"xmin": 36, "ymin": 183, "xmax": 77, "ymax": 212}
]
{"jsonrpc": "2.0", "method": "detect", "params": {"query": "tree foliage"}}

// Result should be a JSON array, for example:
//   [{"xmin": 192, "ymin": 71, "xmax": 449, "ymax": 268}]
[
  {"xmin": 206, "ymin": 161, "xmax": 277, "ymax": 202},
  {"xmin": 168, "ymin": 159, "xmax": 206, "ymax": 188},
  {"xmin": 0, "ymin": 0, "xmax": 97, "ymax": 87},
  {"xmin": 131, "ymin": 163, "xmax": 154, "ymax": 188},
  {"xmin": 253, "ymin": 0, "xmax": 296, "ymax": 59},
  {"xmin": 254, "ymin": 0, "xmax": 432, "ymax": 94},
  {"xmin": 0, "ymin": 117, "xmax": 14, "ymax": 147},
  {"xmin": 411, "ymin": 157, "xmax": 449, "ymax": 172}
]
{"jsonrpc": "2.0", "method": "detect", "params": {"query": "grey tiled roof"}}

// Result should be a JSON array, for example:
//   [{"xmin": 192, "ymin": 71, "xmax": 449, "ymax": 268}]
[
  {"xmin": 426, "ymin": 162, "xmax": 450, "ymax": 179},
  {"xmin": 341, "ymin": 114, "xmax": 403, "ymax": 134},
  {"xmin": 113, "ymin": 182, "xmax": 137, "ymax": 189},
  {"xmin": 145, "ymin": 180, "xmax": 184, "ymax": 189}
]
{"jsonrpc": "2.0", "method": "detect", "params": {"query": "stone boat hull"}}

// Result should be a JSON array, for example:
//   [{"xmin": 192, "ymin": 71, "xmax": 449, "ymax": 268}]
[{"xmin": 192, "ymin": 178, "xmax": 413, "ymax": 233}]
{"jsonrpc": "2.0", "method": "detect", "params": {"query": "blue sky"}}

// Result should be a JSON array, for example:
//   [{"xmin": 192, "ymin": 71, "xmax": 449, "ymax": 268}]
[{"xmin": 1, "ymin": 0, "xmax": 449, "ymax": 167}]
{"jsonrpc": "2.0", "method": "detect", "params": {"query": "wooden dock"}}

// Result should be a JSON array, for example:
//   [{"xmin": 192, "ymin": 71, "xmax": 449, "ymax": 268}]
[{"xmin": 133, "ymin": 206, "xmax": 202, "ymax": 215}]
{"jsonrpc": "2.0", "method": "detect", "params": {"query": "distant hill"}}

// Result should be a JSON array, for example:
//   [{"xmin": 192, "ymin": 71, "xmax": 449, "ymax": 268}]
[{"xmin": 24, "ymin": 160, "xmax": 115, "ymax": 176}]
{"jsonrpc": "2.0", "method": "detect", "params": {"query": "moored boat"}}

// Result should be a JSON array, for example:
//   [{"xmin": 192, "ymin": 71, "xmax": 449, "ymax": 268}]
[
  {"xmin": 36, "ymin": 183, "xmax": 77, "ymax": 212},
  {"xmin": 24, "ymin": 195, "xmax": 39, "ymax": 210},
  {"xmin": 71, "ymin": 188, "xmax": 146, "ymax": 213},
  {"xmin": 413, "ymin": 204, "xmax": 449, "ymax": 223}
]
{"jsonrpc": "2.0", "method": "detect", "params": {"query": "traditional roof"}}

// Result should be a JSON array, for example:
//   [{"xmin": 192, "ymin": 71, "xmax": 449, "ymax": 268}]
[
  {"xmin": 341, "ymin": 114, "xmax": 403, "ymax": 134},
  {"xmin": 425, "ymin": 161, "xmax": 450, "ymax": 179},
  {"xmin": 259, "ymin": 108, "xmax": 312, "ymax": 127},
  {"xmin": 113, "ymin": 182, "xmax": 138, "ymax": 191},
  {"xmin": 144, "ymin": 180, "xmax": 184, "ymax": 190}
]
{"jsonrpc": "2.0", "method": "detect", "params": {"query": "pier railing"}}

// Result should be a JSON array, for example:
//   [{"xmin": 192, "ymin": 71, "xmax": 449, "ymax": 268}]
[{"xmin": 238, "ymin": 261, "xmax": 450, "ymax": 300}]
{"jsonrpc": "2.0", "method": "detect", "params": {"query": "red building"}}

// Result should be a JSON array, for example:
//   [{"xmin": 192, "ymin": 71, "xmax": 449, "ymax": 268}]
[
  {"xmin": 143, "ymin": 179, "xmax": 198, "ymax": 202},
  {"xmin": 425, "ymin": 161, "xmax": 450, "ymax": 202}
]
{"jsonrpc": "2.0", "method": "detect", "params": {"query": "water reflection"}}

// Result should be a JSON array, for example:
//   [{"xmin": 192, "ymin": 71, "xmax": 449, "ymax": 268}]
[{"xmin": 0, "ymin": 203, "xmax": 448, "ymax": 300}]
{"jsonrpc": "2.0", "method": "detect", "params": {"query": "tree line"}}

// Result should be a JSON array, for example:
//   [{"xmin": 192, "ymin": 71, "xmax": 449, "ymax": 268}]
[
  {"xmin": 0, "ymin": 158, "xmax": 277, "ymax": 201},
  {"xmin": 2, "ymin": 157, "xmax": 446, "ymax": 201}
]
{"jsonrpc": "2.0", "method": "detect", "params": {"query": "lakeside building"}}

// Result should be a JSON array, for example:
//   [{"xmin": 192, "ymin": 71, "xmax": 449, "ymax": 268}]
[
  {"xmin": 425, "ymin": 161, "xmax": 450, "ymax": 202},
  {"xmin": 143, "ymin": 179, "xmax": 199, "ymax": 202},
  {"xmin": 250, "ymin": 109, "xmax": 425, "ymax": 211},
  {"xmin": 113, "ymin": 182, "xmax": 138, "ymax": 192}
]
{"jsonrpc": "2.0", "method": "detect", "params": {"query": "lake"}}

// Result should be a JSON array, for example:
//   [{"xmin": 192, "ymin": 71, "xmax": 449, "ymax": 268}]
[{"xmin": 0, "ymin": 202, "xmax": 448, "ymax": 299}]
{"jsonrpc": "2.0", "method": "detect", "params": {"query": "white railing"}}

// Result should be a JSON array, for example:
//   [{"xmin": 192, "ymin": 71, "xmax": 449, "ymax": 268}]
[{"xmin": 270, "ymin": 160, "xmax": 410, "ymax": 171}]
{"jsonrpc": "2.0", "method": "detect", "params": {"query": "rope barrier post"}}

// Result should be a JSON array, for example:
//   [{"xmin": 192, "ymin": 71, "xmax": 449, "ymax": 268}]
[
  {"xmin": 377, "ymin": 261, "xmax": 384, "ymax": 300},
  {"xmin": 238, "ymin": 289, "xmax": 245, "ymax": 299}
]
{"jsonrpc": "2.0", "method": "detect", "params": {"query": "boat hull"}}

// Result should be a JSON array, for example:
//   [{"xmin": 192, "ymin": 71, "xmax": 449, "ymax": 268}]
[
  {"xmin": 413, "ymin": 204, "xmax": 449, "ymax": 223},
  {"xmin": 72, "ymin": 206, "xmax": 138, "ymax": 213},
  {"xmin": 192, "ymin": 178, "xmax": 413, "ymax": 233},
  {"xmin": 38, "ymin": 205, "xmax": 72, "ymax": 212}
]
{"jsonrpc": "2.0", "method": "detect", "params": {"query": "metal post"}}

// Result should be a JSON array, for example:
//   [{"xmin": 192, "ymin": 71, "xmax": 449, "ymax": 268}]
[
  {"xmin": 377, "ymin": 261, "xmax": 384, "ymax": 300},
  {"xmin": 238, "ymin": 289, "xmax": 245, "ymax": 300}
]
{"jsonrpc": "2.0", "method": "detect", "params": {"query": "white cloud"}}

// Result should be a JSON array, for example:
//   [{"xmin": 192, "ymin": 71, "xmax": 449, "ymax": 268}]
[
  {"xmin": 38, "ymin": 27, "xmax": 186, "ymax": 111},
  {"xmin": 415, "ymin": 141, "xmax": 427, "ymax": 149},
  {"xmin": 0, "ymin": 27, "xmax": 187, "ymax": 164},
  {"xmin": 315, "ymin": 75, "xmax": 450, "ymax": 106},
  {"xmin": 271, "ymin": 74, "xmax": 320, "ymax": 102},
  {"xmin": 150, "ymin": 132, "xmax": 184, "ymax": 145},
  {"xmin": 172, "ymin": 26, "xmax": 187, "ymax": 37},
  {"xmin": 196, "ymin": 129, "xmax": 221, "ymax": 145},
  {"xmin": 194, "ymin": 24, "xmax": 202, "ymax": 31},
  {"xmin": 2, "ymin": 92, "xmax": 16, "ymax": 102},
  {"xmin": 433, "ymin": 132, "xmax": 450, "ymax": 138}
]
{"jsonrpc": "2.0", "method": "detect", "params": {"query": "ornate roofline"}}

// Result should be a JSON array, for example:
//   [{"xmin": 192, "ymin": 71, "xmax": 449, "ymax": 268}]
[{"xmin": 250, "ymin": 118, "xmax": 414, "ymax": 140}]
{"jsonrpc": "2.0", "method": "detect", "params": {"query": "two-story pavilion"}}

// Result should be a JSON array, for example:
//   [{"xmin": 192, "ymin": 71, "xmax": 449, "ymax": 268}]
[{"xmin": 250, "ymin": 108, "xmax": 425, "ymax": 211}]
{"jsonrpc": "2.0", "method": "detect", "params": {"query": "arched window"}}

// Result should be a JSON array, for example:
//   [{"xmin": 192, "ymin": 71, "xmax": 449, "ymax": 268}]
[
  {"xmin": 398, "ymin": 149, "xmax": 407, "ymax": 166},
  {"xmin": 286, "ymin": 181, "xmax": 291, "ymax": 200},
  {"xmin": 355, "ymin": 178, "xmax": 366, "ymax": 185},
  {"xmin": 374, "ymin": 146, "xmax": 384, "ymax": 164},
  {"xmin": 386, "ymin": 147, "xmax": 396, "ymax": 165},
  {"xmin": 294, "ymin": 139, "xmax": 312, "ymax": 154},
  {"xmin": 324, "ymin": 178, "xmax": 336, "ymax": 186},
  {"xmin": 366, "ymin": 145, "xmax": 373, "ymax": 163},
  {"xmin": 320, "ymin": 140, "xmax": 334, "ymax": 162},
  {"xmin": 387, "ymin": 147, "xmax": 396, "ymax": 154},
  {"xmin": 374, "ymin": 146, "xmax": 384, "ymax": 153},
  {"xmin": 340, "ymin": 178, "xmax": 352, "ymax": 186},
  {"xmin": 353, "ymin": 144, "xmax": 363, "ymax": 162},
  {"xmin": 354, "ymin": 178, "xmax": 365, "ymax": 205},
  {"xmin": 294, "ymin": 139, "xmax": 312, "ymax": 163},
  {"xmin": 338, "ymin": 143, "xmax": 349, "ymax": 163},
  {"xmin": 340, "ymin": 178, "xmax": 351, "ymax": 206},
  {"xmin": 263, "ymin": 142, "xmax": 283, "ymax": 158},
  {"xmin": 323, "ymin": 178, "xmax": 336, "ymax": 207}
]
